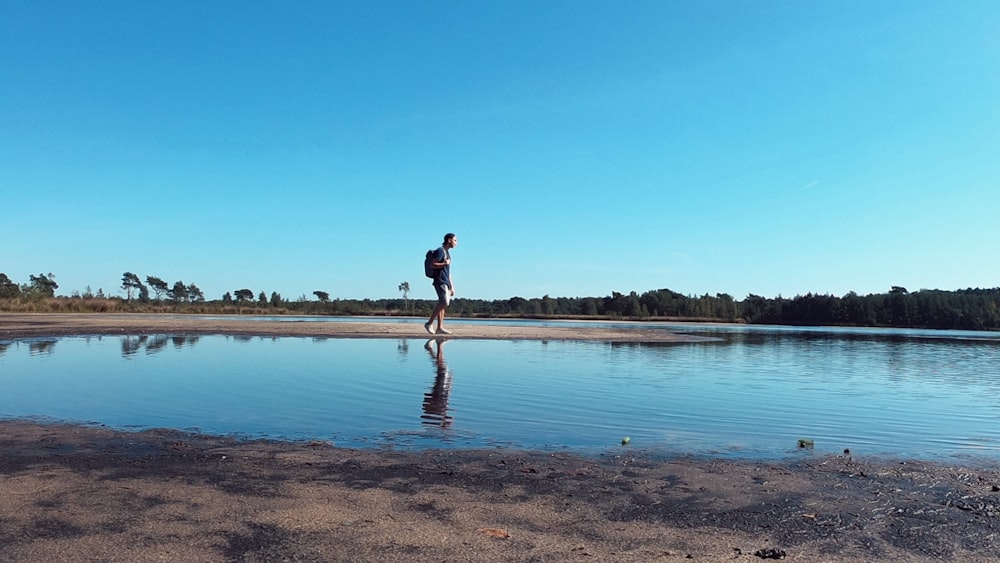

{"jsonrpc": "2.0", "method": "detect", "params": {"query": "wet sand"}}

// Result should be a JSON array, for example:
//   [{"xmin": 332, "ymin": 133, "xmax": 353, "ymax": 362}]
[{"xmin": 2, "ymin": 313, "xmax": 999, "ymax": 562}]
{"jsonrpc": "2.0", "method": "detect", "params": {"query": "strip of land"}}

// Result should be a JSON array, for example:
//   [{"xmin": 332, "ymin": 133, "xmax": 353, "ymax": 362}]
[
  {"xmin": 0, "ymin": 313, "xmax": 709, "ymax": 342},
  {"xmin": 2, "ymin": 313, "xmax": 999, "ymax": 562}
]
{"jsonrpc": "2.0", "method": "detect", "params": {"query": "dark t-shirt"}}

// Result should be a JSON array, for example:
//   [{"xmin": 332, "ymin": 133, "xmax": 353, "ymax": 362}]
[{"xmin": 433, "ymin": 246, "xmax": 451, "ymax": 288}]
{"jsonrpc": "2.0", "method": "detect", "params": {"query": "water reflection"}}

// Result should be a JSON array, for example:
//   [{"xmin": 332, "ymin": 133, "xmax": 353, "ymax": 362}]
[
  {"xmin": 3, "ymin": 327, "xmax": 999, "ymax": 459},
  {"xmin": 677, "ymin": 325, "xmax": 1000, "ymax": 348},
  {"xmin": 147, "ymin": 335, "xmax": 170, "ymax": 354},
  {"xmin": 122, "ymin": 335, "xmax": 201, "ymax": 358},
  {"xmin": 29, "ymin": 340, "xmax": 58, "ymax": 356},
  {"xmin": 173, "ymin": 335, "xmax": 200, "ymax": 348},
  {"xmin": 421, "ymin": 338, "xmax": 453, "ymax": 428}
]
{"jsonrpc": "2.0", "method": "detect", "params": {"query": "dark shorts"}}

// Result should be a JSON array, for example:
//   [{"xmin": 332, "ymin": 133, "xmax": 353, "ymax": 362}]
[{"xmin": 434, "ymin": 284, "xmax": 451, "ymax": 306}]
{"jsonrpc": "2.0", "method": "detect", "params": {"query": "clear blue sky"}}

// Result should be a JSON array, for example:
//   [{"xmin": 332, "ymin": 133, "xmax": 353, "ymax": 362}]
[{"xmin": 3, "ymin": 1, "xmax": 998, "ymax": 302}]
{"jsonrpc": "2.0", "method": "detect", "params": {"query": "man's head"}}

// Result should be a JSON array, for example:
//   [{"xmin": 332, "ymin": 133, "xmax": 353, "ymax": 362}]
[{"xmin": 444, "ymin": 233, "xmax": 458, "ymax": 248}]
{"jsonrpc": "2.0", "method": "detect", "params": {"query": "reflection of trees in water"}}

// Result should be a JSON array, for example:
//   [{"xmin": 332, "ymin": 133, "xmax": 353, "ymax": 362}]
[
  {"xmin": 0, "ymin": 342, "xmax": 10, "ymax": 357},
  {"xmin": 422, "ymin": 339, "xmax": 453, "ymax": 428},
  {"xmin": 172, "ymin": 335, "xmax": 200, "ymax": 348},
  {"xmin": 146, "ymin": 335, "xmax": 169, "ymax": 354},
  {"xmin": 122, "ymin": 335, "xmax": 149, "ymax": 357},
  {"xmin": 121, "ymin": 334, "xmax": 201, "ymax": 358},
  {"xmin": 29, "ymin": 340, "xmax": 58, "ymax": 356}
]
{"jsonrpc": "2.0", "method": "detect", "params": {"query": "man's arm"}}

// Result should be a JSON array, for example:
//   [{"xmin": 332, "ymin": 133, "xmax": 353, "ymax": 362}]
[{"xmin": 434, "ymin": 248, "xmax": 449, "ymax": 269}]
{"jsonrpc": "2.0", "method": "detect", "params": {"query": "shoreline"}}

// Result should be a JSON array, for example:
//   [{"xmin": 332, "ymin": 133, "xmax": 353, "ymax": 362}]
[
  {"xmin": 2, "ymin": 420, "xmax": 998, "ymax": 562},
  {"xmin": 0, "ymin": 312, "xmax": 710, "ymax": 342},
  {"xmin": 3, "ymin": 313, "xmax": 999, "ymax": 561}
]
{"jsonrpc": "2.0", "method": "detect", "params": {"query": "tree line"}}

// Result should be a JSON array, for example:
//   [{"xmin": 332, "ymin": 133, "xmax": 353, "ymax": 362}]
[
  {"xmin": 1, "ymin": 272, "xmax": 998, "ymax": 331},
  {"xmin": 384, "ymin": 286, "xmax": 1000, "ymax": 331}
]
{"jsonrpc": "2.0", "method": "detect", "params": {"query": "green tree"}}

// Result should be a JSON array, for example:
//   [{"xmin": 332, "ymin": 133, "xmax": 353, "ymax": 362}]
[
  {"xmin": 187, "ymin": 283, "xmax": 205, "ymax": 302},
  {"xmin": 146, "ymin": 276, "xmax": 169, "ymax": 301},
  {"xmin": 270, "ymin": 291, "xmax": 282, "ymax": 306},
  {"xmin": 234, "ymin": 288, "xmax": 254, "ymax": 302},
  {"xmin": 713, "ymin": 293, "xmax": 738, "ymax": 321},
  {"xmin": 258, "ymin": 291, "xmax": 267, "ymax": 305},
  {"xmin": 27, "ymin": 273, "xmax": 58, "ymax": 297},
  {"xmin": 168, "ymin": 280, "xmax": 188, "ymax": 302},
  {"xmin": 121, "ymin": 272, "xmax": 142, "ymax": 301},
  {"xmin": 512, "ymin": 298, "xmax": 530, "ymax": 315},
  {"xmin": 0, "ymin": 273, "xmax": 20, "ymax": 298},
  {"xmin": 540, "ymin": 294, "xmax": 555, "ymax": 316},
  {"xmin": 314, "ymin": 290, "xmax": 330, "ymax": 302},
  {"xmin": 398, "ymin": 281, "xmax": 410, "ymax": 312}
]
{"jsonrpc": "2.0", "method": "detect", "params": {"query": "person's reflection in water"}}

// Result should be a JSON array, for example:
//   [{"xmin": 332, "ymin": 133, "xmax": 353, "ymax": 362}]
[{"xmin": 422, "ymin": 338, "xmax": 454, "ymax": 428}]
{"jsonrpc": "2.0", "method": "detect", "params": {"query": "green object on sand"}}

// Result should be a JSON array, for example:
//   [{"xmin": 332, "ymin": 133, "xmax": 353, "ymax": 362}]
[{"xmin": 621, "ymin": 436, "xmax": 631, "ymax": 446}]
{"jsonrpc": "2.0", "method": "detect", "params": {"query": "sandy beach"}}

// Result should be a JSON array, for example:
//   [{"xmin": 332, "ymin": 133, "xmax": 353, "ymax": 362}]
[
  {"xmin": 2, "ymin": 314, "xmax": 999, "ymax": 562},
  {"xmin": 0, "ymin": 313, "xmax": 707, "ymax": 342}
]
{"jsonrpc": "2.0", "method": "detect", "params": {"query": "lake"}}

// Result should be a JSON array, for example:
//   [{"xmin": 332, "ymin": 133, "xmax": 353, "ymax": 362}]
[{"xmin": 2, "ymin": 320, "xmax": 999, "ymax": 461}]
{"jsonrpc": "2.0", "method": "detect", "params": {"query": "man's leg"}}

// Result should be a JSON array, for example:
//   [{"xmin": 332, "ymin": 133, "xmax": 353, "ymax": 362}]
[
  {"xmin": 426, "ymin": 285, "xmax": 447, "ymax": 333},
  {"xmin": 435, "ymin": 286, "xmax": 451, "ymax": 334},
  {"xmin": 426, "ymin": 304, "xmax": 442, "ymax": 331},
  {"xmin": 425, "ymin": 306, "xmax": 437, "ymax": 333}
]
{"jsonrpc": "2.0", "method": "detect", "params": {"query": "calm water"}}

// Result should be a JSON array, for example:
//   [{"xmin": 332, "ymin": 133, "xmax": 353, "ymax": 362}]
[{"xmin": 2, "ymin": 321, "xmax": 999, "ymax": 461}]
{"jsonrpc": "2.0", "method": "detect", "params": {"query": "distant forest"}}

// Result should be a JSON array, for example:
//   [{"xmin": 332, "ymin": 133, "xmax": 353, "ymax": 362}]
[{"xmin": 2, "ymin": 272, "xmax": 999, "ymax": 331}]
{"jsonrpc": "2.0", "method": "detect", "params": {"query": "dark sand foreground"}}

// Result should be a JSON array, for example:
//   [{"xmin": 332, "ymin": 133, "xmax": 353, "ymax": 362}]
[{"xmin": 2, "ymin": 314, "xmax": 999, "ymax": 562}]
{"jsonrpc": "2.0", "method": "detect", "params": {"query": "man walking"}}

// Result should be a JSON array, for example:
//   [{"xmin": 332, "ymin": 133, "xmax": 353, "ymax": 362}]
[{"xmin": 425, "ymin": 233, "xmax": 458, "ymax": 335}]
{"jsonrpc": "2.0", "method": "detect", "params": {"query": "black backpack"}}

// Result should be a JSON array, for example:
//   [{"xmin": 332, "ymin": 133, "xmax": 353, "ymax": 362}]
[{"xmin": 424, "ymin": 249, "xmax": 437, "ymax": 278}]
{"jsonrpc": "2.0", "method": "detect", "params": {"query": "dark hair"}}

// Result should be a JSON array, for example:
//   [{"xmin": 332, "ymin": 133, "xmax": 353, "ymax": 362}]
[{"xmin": 443, "ymin": 233, "xmax": 456, "ymax": 244}]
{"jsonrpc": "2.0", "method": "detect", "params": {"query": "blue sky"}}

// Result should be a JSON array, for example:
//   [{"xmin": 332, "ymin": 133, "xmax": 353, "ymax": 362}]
[{"xmin": 3, "ymin": 1, "xmax": 998, "ymax": 302}]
